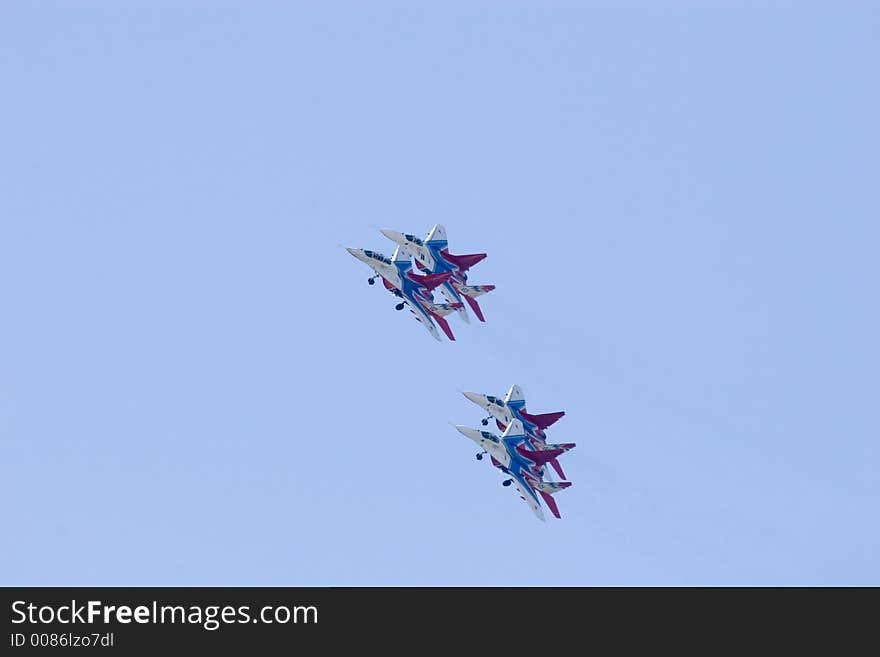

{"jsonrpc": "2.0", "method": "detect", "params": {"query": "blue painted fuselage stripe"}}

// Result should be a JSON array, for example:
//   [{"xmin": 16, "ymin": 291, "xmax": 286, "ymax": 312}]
[{"xmin": 397, "ymin": 265, "xmax": 440, "ymax": 332}]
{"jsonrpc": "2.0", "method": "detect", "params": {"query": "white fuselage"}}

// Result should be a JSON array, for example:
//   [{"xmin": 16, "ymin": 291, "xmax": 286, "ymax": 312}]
[
  {"xmin": 380, "ymin": 229, "xmax": 441, "ymax": 272},
  {"xmin": 454, "ymin": 425, "xmax": 511, "ymax": 468},
  {"xmin": 454, "ymin": 424, "xmax": 546, "ymax": 521},
  {"xmin": 346, "ymin": 247, "xmax": 443, "ymax": 341},
  {"xmin": 346, "ymin": 248, "xmax": 402, "ymax": 287},
  {"xmin": 381, "ymin": 229, "xmax": 471, "ymax": 324},
  {"xmin": 463, "ymin": 391, "xmax": 516, "ymax": 425}
]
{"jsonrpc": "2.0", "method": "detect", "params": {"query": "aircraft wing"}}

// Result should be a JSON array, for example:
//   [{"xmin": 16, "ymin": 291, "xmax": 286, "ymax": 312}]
[
  {"xmin": 407, "ymin": 303, "xmax": 442, "ymax": 341},
  {"xmin": 439, "ymin": 283, "xmax": 470, "ymax": 324},
  {"xmin": 509, "ymin": 471, "xmax": 545, "ymax": 522},
  {"xmin": 520, "ymin": 410, "xmax": 565, "ymax": 431}
]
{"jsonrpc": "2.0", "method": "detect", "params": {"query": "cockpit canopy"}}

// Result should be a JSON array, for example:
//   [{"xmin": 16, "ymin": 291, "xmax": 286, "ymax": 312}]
[
  {"xmin": 480, "ymin": 431, "xmax": 499, "ymax": 442},
  {"xmin": 404, "ymin": 234, "xmax": 424, "ymax": 246},
  {"xmin": 486, "ymin": 395, "xmax": 505, "ymax": 407},
  {"xmin": 363, "ymin": 250, "xmax": 392, "ymax": 265}
]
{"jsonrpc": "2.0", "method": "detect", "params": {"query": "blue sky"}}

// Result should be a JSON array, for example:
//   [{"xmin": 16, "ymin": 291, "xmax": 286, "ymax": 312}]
[{"xmin": 1, "ymin": 2, "xmax": 878, "ymax": 585}]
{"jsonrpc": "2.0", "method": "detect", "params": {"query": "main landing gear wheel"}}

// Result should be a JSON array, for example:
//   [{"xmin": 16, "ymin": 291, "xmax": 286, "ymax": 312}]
[
  {"xmin": 502, "ymin": 479, "xmax": 513, "ymax": 487},
  {"xmin": 368, "ymin": 277, "xmax": 376, "ymax": 285},
  {"xmin": 475, "ymin": 453, "xmax": 483, "ymax": 461},
  {"xmin": 395, "ymin": 303, "xmax": 405, "ymax": 311},
  {"xmin": 481, "ymin": 418, "xmax": 489, "ymax": 426}
]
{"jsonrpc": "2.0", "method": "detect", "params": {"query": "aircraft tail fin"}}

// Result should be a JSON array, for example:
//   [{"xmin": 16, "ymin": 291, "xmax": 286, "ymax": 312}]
[
  {"xmin": 520, "ymin": 410, "xmax": 565, "ymax": 430},
  {"xmin": 504, "ymin": 384, "xmax": 525, "ymax": 406},
  {"xmin": 391, "ymin": 245, "xmax": 412, "ymax": 268},
  {"xmin": 431, "ymin": 312, "xmax": 456, "ymax": 341},
  {"xmin": 443, "ymin": 251, "xmax": 487, "ymax": 272},
  {"xmin": 463, "ymin": 295, "xmax": 486, "ymax": 322},
  {"xmin": 533, "ymin": 481, "xmax": 571, "ymax": 519},
  {"xmin": 501, "ymin": 418, "xmax": 526, "ymax": 440},
  {"xmin": 425, "ymin": 224, "xmax": 448, "ymax": 245},
  {"xmin": 456, "ymin": 284, "xmax": 494, "ymax": 322},
  {"xmin": 549, "ymin": 457, "xmax": 567, "ymax": 480}
]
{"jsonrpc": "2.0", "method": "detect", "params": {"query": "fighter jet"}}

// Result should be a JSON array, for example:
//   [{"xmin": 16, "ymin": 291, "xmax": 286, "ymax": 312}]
[
  {"xmin": 380, "ymin": 225, "xmax": 495, "ymax": 324},
  {"xmin": 455, "ymin": 420, "xmax": 572, "ymax": 521},
  {"xmin": 462, "ymin": 384, "xmax": 569, "ymax": 479},
  {"xmin": 461, "ymin": 424, "xmax": 575, "ymax": 482},
  {"xmin": 346, "ymin": 244, "xmax": 462, "ymax": 341}
]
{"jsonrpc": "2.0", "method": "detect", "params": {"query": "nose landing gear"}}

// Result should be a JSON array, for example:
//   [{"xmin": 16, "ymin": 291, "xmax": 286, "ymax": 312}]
[{"xmin": 502, "ymin": 479, "xmax": 513, "ymax": 487}]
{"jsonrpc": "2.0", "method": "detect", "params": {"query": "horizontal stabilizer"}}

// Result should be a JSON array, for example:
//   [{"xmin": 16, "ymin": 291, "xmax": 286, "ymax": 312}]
[
  {"xmin": 537, "ymin": 442, "xmax": 576, "ymax": 453},
  {"xmin": 442, "ymin": 250, "xmax": 487, "ymax": 272},
  {"xmin": 422, "ymin": 300, "xmax": 463, "ymax": 318},
  {"xmin": 521, "ymin": 410, "xmax": 565, "ymax": 430},
  {"xmin": 533, "ymin": 480, "xmax": 572, "ymax": 494},
  {"xmin": 455, "ymin": 283, "xmax": 495, "ymax": 298}
]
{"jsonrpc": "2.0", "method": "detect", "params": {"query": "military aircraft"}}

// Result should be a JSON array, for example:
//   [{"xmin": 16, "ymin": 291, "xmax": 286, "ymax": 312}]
[
  {"xmin": 346, "ymin": 245, "xmax": 462, "ymax": 341},
  {"xmin": 455, "ymin": 420, "xmax": 572, "ymax": 520},
  {"xmin": 462, "ymin": 384, "xmax": 569, "ymax": 479},
  {"xmin": 461, "ymin": 424, "xmax": 575, "ymax": 480},
  {"xmin": 380, "ymin": 225, "xmax": 495, "ymax": 323}
]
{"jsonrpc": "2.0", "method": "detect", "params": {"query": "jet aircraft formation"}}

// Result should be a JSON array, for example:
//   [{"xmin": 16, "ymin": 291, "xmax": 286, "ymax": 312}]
[
  {"xmin": 457, "ymin": 385, "xmax": 574, "ymax": 521},
  {"xmin": 346, "ymin": 224, "xmax": 495, "ymax": 341},
  {"xmin": 346, "ymin": 226, "xmax": 573, "ymax": 520}
]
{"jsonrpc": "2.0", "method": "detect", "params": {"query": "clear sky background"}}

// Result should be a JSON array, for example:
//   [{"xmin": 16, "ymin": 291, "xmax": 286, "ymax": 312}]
[{"xmin": 2, "ymin": 2, "xmax": 877, "ymax": 585}]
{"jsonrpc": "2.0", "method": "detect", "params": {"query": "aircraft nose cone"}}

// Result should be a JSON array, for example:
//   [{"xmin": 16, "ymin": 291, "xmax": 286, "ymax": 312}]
[
  {"xmin": 463, "ymin": 391, "xmax": 484, "ymax": 405},
  {"xmin": 454, "ymin": 425, "xmax": 483, "ymax": 443},
  {"xmin": 346, "ymin": 247, "xmax": 369, "ymax": 263},
  {"xmin": 381, "ymin": 229, "xmax": 405, "ymax": 244}
]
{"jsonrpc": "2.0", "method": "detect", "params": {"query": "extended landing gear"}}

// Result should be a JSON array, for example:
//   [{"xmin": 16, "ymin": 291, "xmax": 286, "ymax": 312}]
[
  {"xmin": 502, "ymin": 479, "xmax": 513, "ymax": 487},
  {"xmin": 395, "ymin": 302, "xmax": 405, "ymax": 311},
  {"xmin": 475, "ymin": 452, "xmax": 484, "ymax": 461},
  {"xmin": 481, "ymin": 416, "xmax": 491, "ymax": 426},
  {"xmin": 368, "ymin": 276, "xmax": 377, "ymax": 285}
]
